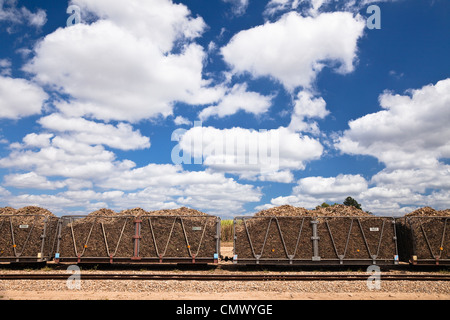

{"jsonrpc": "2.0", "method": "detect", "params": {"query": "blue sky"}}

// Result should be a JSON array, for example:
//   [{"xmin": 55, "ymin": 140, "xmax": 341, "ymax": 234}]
[{"xmin": 0, "ymin": 0, "xmax": 449, "ymax": 218}]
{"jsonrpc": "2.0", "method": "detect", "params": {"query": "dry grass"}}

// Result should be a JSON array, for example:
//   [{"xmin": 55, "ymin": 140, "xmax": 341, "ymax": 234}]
[{"xmin": 221, "ymin": 220, "xmax": 233, "ymax": 242}]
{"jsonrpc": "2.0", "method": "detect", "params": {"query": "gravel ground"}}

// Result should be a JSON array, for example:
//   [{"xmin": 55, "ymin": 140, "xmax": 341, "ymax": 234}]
[{"xmin": 0, "ymin": 267, "xmax": 449, "ymax": 300}]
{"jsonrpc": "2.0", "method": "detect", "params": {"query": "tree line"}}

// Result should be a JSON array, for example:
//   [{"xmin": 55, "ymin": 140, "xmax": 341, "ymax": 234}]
[{"xmin": 316, "ymin": 196, "xmax": 373, "ymax": 215}]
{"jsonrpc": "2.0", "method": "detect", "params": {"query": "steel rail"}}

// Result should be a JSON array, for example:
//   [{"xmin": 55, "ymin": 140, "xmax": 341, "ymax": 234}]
[{"xmin": 0, "ymin": 273, "xmax": 449, "ymax": 281}]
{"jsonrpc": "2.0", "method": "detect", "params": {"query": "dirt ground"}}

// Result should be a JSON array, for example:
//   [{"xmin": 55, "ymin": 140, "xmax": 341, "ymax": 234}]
[
  {"xmin": 1, "ymin": 290, "xmax": 449, "ymax": 300},
  {"xmin": 1, "ymin": 243, "xmax": 449, "ymax": 300}
]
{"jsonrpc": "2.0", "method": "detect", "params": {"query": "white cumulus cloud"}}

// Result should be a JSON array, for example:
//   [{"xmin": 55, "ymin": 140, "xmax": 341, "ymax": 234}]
[
  {"xmin": 23, "ymin": 0, "xmax": 222, "ymax": 122},
  {"xmin": 221, "ymin": 11, "xmax": 365, "ymax": 91},
  {"xmin": 38, "ymin": 113, "xmax": 150, "ymax": 151},
  {"xmin": 199, "ymin": 83, "xmax": 274, "ymax": 120},
  {"xmin": 336, "ymin": 78, "xmax": 450, "ymax": 169},
  {"xmin": 0, "ymin": 76, "xmax": 48, "ymax": 119},
  {"xmin": 178, "ymin": 125, "xmax": 323, "ymax": 182}
]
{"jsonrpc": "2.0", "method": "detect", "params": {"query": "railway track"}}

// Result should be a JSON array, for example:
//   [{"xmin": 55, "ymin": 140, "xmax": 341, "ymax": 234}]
[{"xmin": 0, "ymin": 273, "xmax": 449, "ymax": 281}]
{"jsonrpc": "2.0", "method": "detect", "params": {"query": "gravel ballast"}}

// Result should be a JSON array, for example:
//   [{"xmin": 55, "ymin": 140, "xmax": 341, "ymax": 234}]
[{"xmin": 0, "ymin": 269, "xmax": 449, "ymax": 300}]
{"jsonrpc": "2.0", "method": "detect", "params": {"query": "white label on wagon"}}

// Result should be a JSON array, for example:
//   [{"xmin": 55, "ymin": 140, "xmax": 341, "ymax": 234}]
[
  {"xmin": 19, "ymin": 224, "xmax": 29, "ymax": 229},
  {"xmin": 192, "ymin": 226, "xmax": 202, "ymax": 231},
  {"xmin": 369, "ymin": 227, "xmax": 379, "ymax": 232}
]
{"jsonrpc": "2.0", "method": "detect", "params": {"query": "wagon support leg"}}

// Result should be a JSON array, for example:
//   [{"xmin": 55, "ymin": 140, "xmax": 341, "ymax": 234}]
[{"xmin": 132, "ymin": 218, "xmax": 142, "ymax": 260}]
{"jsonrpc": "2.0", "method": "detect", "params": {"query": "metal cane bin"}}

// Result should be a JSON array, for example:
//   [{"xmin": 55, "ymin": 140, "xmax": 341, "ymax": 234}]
[
  {"xmin": 54, "ymin": 214, "xmax": 221, "ymax": 264},
  {"xmin": 138, "ymin": 215, "xmax": 221, "ymax": 264},
  {"xmin": 233, "ymin": 216, "xmax": 399, "ymax": 266},
  {"xmin": 317, "ymin": 216, "xmax": 399, "ymax": 265},
  {"xmin": 398, "ymin": 216, "xmax": 449, "ymax": 266},
  {"xmin": 0, "ymin": 214, "xmax": 59, "ymax": 263},
  {"xmin": 233, "ymin": 216, "xmax": 316, "ymax": 265},
  {"xmin": 54, "ymin": 215, "xmax": 135, "ymax": 263}
]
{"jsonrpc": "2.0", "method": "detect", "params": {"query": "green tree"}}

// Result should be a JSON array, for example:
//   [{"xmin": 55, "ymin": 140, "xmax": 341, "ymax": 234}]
[
  {"xmin": 316, "ymin": 202, "xmax": 339, "ymax": 209},
  {"xmin": 343, "ymin": 196, "xmax": 362, "ymax": 210}
]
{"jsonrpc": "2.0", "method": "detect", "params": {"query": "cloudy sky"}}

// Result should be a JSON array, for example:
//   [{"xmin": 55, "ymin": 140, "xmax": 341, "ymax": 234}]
[{"xmin": 0, "ymin": 0, "xmax": 449, "ymax": 218}]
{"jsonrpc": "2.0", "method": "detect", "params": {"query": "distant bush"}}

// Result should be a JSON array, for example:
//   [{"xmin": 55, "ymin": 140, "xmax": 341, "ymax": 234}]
[{"xmin": 343, "ymin": 196, "xmax": 362, "ymax": 210}]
